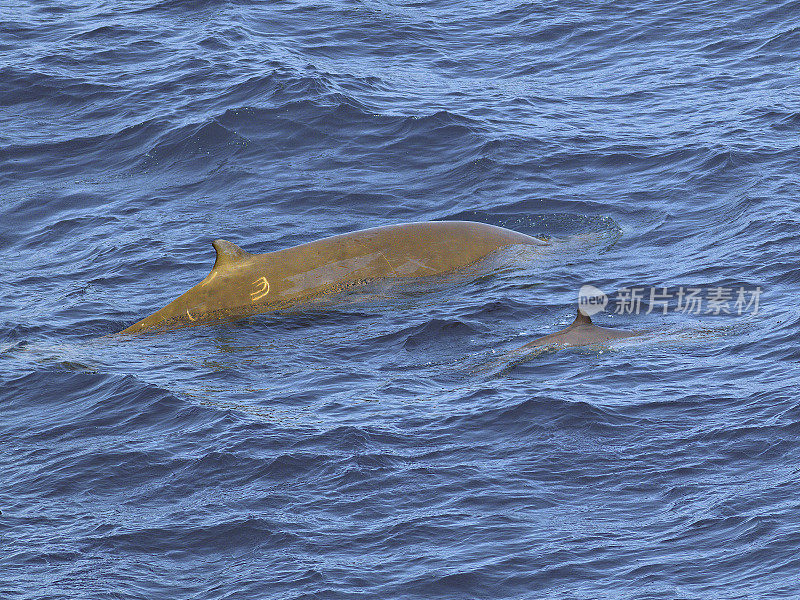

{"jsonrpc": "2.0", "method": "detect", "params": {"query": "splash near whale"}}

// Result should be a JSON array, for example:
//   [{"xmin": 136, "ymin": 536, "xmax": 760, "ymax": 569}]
[{"xmin": 120, "ymin": 221, "xmax": 550, "ymax": 334}]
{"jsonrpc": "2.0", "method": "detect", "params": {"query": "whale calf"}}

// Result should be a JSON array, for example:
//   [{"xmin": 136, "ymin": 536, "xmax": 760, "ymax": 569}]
[
  {"xmin": 120, "ymin": 221, "xmax": 549, "ymax": 334},
  {"xmin": 518, "ymin": 308, "xmax": 637, "ymax": 350},
  {"xmin": 476, "ymin": 308, "xmax": 640, "ymax": 374}
]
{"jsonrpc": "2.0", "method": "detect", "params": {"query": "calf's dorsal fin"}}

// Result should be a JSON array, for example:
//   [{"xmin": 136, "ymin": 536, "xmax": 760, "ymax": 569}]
[
  {"xmin": 211, "ymin": 239, "xmax": 253, "ymax": 272},
  {"xmin": 573, "ymin": 308, "xmax": 593, "ymax": 326}
]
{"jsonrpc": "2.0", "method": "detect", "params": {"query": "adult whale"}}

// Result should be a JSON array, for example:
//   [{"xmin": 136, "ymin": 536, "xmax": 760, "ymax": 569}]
[{"xmin": 120, "ymin": 221, "xmax": 550, "ymax": 334}]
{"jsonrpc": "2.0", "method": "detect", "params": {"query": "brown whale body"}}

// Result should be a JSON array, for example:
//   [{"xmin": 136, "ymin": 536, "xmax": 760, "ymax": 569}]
[{"xmin": 120, "ymin": 221, "xmax": 549, "ymax": 334}]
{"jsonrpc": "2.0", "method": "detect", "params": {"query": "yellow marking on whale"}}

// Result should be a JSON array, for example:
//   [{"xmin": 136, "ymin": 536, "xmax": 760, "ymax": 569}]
[
  {"xmin": 251, "ymin": 276, "xmax": 270, "ymax": 302},
  {"xmin": 186, "ymin": 308, "xmax": 197, "ymax": 322}
]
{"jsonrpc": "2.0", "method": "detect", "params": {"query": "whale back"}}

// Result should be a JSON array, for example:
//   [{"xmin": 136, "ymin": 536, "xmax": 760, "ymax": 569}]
[
  {"xmin": 120, "ymin": 221, "xmax": 550, "ymax": 334},
  {"xmin": 521, "ymin": 309, "xmax": 637, "ymax": 349}
]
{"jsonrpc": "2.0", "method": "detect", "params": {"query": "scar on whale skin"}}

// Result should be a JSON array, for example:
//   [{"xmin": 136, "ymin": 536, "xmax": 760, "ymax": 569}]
[{"xmin": 250, "ymin": 277, "xmax": 270, "ymax": 302}]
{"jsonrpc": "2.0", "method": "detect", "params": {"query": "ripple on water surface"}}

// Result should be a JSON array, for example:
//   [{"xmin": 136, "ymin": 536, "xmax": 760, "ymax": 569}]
[{"xmin": 2, "ymin": 0, "xmax": 800, "ymax": 598}]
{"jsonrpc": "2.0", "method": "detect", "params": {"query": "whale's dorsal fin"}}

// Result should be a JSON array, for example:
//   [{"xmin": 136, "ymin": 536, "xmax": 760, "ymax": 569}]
[
  {"xmin": 572, "ymin": 308, "xmax": 593, "ymax": 326},
  {"xmin": 211, "ymin": 239, "xmax": 253, "ymax": 272}
]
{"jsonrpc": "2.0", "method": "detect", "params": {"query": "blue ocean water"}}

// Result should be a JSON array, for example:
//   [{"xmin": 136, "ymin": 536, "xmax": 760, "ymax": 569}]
[{"xmin": 2, "ymin": 0, "xmax": 800, "ymax": 597}]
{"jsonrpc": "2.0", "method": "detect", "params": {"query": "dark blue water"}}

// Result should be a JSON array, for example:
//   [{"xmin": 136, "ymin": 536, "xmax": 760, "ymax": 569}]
[{"xmin": 2, "ymin": 1, "xmax": 800, "ymax": 598}]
